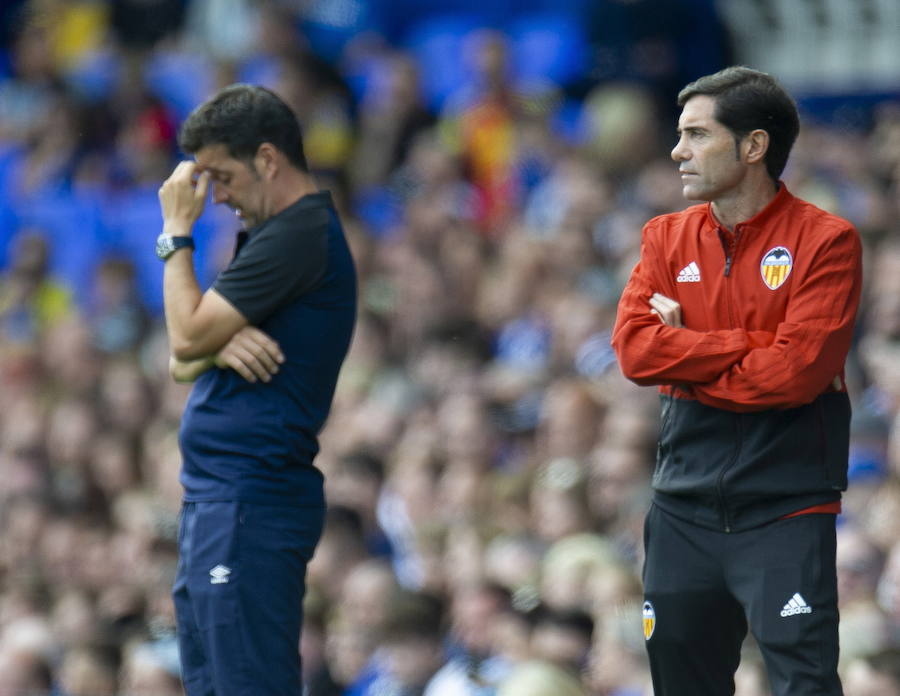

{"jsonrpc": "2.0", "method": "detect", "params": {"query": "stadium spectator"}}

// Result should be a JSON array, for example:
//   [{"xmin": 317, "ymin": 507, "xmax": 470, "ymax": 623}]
[
  {"xmin": 348, "ymin": 590, "xmax": 446, "ymax": 695},
  {"xmin": 424, "ymin": 581, "xmax": 514, "ymax": 694},
  {"xmin": 528, "ymin": 604, "xmax": 594, "ymax": 673},
  {"xmin": 844, "ymin": 650, "xmax": 900, "ymax": 696},
  {"xmin": 0, "ymin": 231, "xmax": 72, "ymax": 347},
  {"xmin": 497, "ymin": 659, "xmax": 586, "ymax": 696}
]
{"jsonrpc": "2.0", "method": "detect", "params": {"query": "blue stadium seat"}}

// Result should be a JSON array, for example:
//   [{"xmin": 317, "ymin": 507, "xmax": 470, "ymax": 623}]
[
  {"xmin": 0, "ymin": 201, "xmax": 18, "ymax": 272},
  {"xmin": 507, "ymin": 12, "xmax": 588, "ymax": 89},
  {"xmin": 551, "ymin": 97, "xmax": 590, "ymax": 144},
  {"xmin": 64, "ymin": 47, "xmax": 121, "ymax": 102},
  {"xmin": 341, "ymin": 50, "xmax": 392, "ymax": 106},
  {"xmin": 236, "ymin": 54, "xmax": 282, "ymax": 92},
  {"xmin": 0, "ymin": 145, "xmax": 23, "ymax": 270},
  {"xmin": 301, "ymin": 0, "xmax": 376, "ymax": 62},
  {"xmin": 143, "ymin": 49, "xmax": 215, "ymax": 122},
  {"xmin": 403, "ymin": 14, "xmax": 486, "ymax": 111},
  {"xmin": 12, "ymin": 191, "xmax": 104, "ymax": 303},
  {"xmin": 102, "ymin": 186, "xmax": 216, "ymax": 314}
]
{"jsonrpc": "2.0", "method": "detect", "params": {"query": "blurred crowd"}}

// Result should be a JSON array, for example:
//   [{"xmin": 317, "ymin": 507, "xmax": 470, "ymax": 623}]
[{"xmin": 0, "ymin": 1, "xmax": 900, "ymax": 695}]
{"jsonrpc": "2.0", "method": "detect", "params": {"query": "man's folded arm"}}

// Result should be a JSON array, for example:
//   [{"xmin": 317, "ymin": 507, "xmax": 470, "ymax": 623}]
[
  {"xmin": 163, "ymin": 245, "xmax": 248, "ymax": 361},
  {"xmin": 691, "ymin": 227, "xmax": 862, "ymax": 411},
  {"xmin": 612, "ymin": 234, "xmax": 767, "ymax": 385}
]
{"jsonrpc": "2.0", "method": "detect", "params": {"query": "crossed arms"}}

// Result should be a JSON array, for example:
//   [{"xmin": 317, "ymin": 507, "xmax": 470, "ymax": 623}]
[
  {"xmin": 611, "ymin": 227, "xmax": 862, "ymax": 412},
  {"xmin": 160, "ymin": 162, "xmax": 283, "ymax": 384}
]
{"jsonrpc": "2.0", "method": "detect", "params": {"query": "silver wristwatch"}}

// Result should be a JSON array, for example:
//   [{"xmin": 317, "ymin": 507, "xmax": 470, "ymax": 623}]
[{"xmin": 156, "ymin": 233, "xmax": 195, "ymax": 260}]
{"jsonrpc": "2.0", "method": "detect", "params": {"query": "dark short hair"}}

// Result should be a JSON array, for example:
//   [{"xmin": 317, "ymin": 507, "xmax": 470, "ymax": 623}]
[
  {"xmin": 678, "ymin": 66, "xmax": 799, "ymax": 181},
  {"xmin": 383, "ymin": 591, "xmax": 445, "ymax": 643},
  {"xmin": 529, "ymin": 605, "xmax": 595, "ymax": 641},
  {"xmin": 339, "ymin": 450, "xmax": 385, "ymax": 482},
  {"xmin": 179, "ymin": 84, "xmax": 308, "ymax": 171}
]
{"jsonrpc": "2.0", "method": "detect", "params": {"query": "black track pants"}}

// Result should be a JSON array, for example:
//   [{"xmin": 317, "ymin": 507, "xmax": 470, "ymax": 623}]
[{"xmin": 642, "ymin": 504, "xmax": 842, "ymax": 696}]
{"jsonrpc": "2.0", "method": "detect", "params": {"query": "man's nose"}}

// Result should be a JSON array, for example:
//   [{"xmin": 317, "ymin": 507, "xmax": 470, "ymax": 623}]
[{"xmin": 671, "ymin": 137, "xmax": 688, "ymax": 162}]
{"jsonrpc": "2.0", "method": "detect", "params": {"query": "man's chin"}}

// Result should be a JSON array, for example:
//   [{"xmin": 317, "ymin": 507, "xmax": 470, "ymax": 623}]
[{"xmin": 682, "ymin": 186, "xmax": 711, "ymax": 202}]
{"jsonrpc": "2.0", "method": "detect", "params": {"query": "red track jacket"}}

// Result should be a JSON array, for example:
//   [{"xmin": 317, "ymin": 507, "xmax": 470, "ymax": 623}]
[
  {"xmin": 611, "ymin": 184, "xmax": 863, "ymax": 531},
  {"xmin": 613, "ymin": 184, "xmax": 861, "ymax": 412}
]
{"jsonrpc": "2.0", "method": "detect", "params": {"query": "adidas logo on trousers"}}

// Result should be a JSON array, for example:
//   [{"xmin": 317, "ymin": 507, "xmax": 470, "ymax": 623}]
[{"xmin": 780, "ymin": 592, "xmax": 812, "ymax": 617}]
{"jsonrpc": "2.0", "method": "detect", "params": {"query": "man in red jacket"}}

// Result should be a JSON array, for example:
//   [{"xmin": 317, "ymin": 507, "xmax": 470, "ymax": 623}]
[{"xmin": 612, "ymin": 66, "xmax": 862, "ymax": 695}]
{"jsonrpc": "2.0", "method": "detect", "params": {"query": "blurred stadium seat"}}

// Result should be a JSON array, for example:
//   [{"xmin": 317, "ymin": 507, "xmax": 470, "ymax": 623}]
[
  {"xmin": 143, "ymin": 48, "xmax": 215, "ymax": 121},
  {"xmin": 507, "ymin": 13, "xmax": 588, "ymax": 90},
  {"xmin": 13, "ymin": 191, "xmax": 104, "ymax": 304},
  {"xmin": 403, "ymin": 13, "xmax": 485, "ymax": 111}
]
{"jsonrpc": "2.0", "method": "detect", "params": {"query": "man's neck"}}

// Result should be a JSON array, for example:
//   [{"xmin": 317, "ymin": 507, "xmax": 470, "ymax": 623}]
[
  {"xmin": 711, "ymin": 177, "xmax": 778, "ymax": 231},
  {"xmin": 268, "ymin": 170, "xmax": 320, "ymax": 219}
]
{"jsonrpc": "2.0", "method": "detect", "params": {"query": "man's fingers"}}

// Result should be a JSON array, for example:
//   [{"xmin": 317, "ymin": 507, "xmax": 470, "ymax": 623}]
[
  {"xmin": 159, "ymin": 161, "xmax": 207, "ymax": 227},
  {"xmin": 233, "ymin": 345, "xmax": 274, "ymax": 382},
  {"xmin": 652, "ymin": 293, "xmax": 679, "ymax": 309},
  {"xmin": 248, "ymin": 344, "xmax": 279, "ymax": 376},
  {"xmin": 649, "ymin": 297, "xmax": 668, "ymax": 314},
  {"xmin": 225, "ymin": 345, "xmax": 273, "ymax": 382},
  {"xmin": 215, "ymin": 327, "xmax": 285, "ymax": 382},
  {"xmin": 236, "ymin": 328, "xmax": 285, "ymax": 365},
  {"xmin": 219, "ymin": 352, "xmax": 258, "ymax": 382},
  {"xmin": 162, "ymin": 162, "xmax": 191, "ymax": 189},
  {"xmin": 194, "ymin": 170, "xmax": 210, "ymax": 201},
  {"xmin": 230, "ymin": 338, "xmax": 279, "ymax": 375},
  {"xmin": 173, "ymin": 160, "xmax": 197, "ymax": 181},
  {"xmin": 649, "ymin": 294, "xmax": 683, "ymax": 327}
]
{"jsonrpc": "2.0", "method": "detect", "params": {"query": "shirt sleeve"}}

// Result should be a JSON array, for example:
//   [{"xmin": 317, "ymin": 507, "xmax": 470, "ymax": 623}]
[
  {"xmin": 213, "ymin": 211, "xmax": 328, "ymax": 325},
  {"xmin": 691, "ymin": 224, "xmax": 862, "ymax": 412},
  {"xmin": 611, "ymin": 222, "xmax": 759, "ymax": 386}
]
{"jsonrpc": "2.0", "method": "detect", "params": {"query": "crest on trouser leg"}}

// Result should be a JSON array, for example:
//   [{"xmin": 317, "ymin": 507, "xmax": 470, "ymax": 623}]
[{"xmin": 642, "ymin": 601, "xmax": 656, "ymax": 640}]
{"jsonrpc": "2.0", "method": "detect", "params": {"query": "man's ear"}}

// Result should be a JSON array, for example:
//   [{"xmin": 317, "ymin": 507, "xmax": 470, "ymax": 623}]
[
  {"xmin": 744, "ymin": 129, "xmax": 769, "ymax": 165},
  {"xmin": 255, "ymin": 143, "xmax": 279, "ymax": 180}
]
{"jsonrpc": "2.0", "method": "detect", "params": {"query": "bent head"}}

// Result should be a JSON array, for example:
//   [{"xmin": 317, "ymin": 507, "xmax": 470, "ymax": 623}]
[
  {"xmin": 178, "ymin": 85, "xmax": 308, "ymax": 228},
  {"xmin": 671, "ymin": 67, "xmax": 799, "ymax": 201}
]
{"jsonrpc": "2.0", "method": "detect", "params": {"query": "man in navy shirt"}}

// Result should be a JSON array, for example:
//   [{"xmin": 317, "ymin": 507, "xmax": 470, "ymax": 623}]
[{"xmin": 157, "ymin": 84, "xmax": 356, "ymax": 695}]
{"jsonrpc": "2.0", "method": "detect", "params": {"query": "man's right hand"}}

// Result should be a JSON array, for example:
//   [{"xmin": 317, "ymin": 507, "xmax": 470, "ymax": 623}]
[
  {"xmin": 650, "ymin": 292, "xmax": 684, "ymax": 328},
  {"xmin": 158, "ymin": 161, "xmax": 210, "ymax": 235},
  {"xmin": 215, "ymin": 327, "xmax": 285, "ymax": 383}
]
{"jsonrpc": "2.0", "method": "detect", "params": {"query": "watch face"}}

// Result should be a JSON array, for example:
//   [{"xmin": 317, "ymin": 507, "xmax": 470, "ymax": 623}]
[{"xmin": 156, "ymin": 234, "xmax": 176, "ymax": 260}]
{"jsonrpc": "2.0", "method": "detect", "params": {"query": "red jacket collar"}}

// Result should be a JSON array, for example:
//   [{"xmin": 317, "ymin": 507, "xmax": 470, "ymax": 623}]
[{"xmin": 705, "ymin": 182, "xmax": 794, "ymax": 231}]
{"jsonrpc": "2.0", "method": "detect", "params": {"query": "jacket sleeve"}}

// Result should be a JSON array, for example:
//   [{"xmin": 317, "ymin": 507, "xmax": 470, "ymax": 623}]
[
  {"xmin": 612, "ymin": 224, "xmax": 761, "ymax": 386},
  {"xmin": 691, "ymin": 224, "xmax": 862, "ymax": 411}
]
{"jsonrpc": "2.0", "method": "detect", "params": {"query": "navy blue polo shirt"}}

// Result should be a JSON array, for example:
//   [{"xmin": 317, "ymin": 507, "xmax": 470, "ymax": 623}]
[{"xmin": 178, "ymin": 191, "xmax": 356, "ymax": 506}]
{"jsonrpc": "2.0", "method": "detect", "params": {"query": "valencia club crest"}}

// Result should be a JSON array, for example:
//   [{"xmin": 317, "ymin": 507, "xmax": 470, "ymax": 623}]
[
  {"xmin": 760, "ymin": 246, "xmax": 793, "ymax": 290},
  {"xmin": 642, "ymin": 601, "xmax": 656, "ymax": 640}
]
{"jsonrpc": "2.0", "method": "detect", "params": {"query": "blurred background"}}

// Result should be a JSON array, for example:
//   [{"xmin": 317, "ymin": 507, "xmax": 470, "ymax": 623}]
[{"xmin": 0, "ymin": 1, "xmax": 899, "ymax": 695}]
